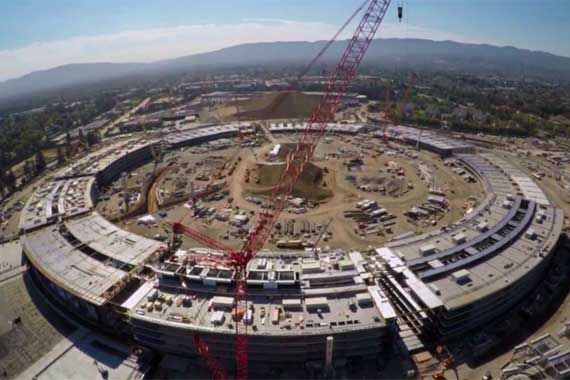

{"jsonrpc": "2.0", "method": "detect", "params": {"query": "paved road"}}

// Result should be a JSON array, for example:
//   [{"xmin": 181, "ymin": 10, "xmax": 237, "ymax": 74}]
[
  {"xmin": 0, "ymin": 275, "xmax": 73, "ymax": 378},
  {"xmin": 101, "ymin": 97, "xmax": 151, "ymax": 137}
]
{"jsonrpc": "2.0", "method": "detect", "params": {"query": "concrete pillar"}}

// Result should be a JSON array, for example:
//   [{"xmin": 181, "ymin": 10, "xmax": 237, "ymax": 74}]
[{"xmin": 325, "ymin": 336, "xmax": 334, "ymax": 374}]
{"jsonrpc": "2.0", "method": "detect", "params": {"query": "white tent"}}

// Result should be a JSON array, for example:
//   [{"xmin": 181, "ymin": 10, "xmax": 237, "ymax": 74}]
[{"xmin": 136, "ymin": 214, "xmax": 156, "ymax": 225}]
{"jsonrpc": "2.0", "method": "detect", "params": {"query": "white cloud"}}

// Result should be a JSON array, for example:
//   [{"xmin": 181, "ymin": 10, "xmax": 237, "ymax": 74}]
[{"xmin": 0, "ymin": 19, "xmax": 481, "ymax": 81}]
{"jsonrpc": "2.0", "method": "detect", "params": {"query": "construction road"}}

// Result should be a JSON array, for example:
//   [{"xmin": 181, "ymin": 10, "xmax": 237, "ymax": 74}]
[{"xmin": 101, "ymin": 97, "xmax": 151, "ymax": 137}]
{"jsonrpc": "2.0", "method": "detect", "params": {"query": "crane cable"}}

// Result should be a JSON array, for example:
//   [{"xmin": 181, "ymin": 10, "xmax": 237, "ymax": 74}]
[
  {"xmin": 297, "ymin": 0, "xmax": 370, "ymax": 81},
  {"xmin": 263, "ymin": 0, "xmax": 370, "ymax": 125},
  {"xmin": 170, "ymin": 1, "xmax": 373, "ymax": 250},
  {"xmin": 396, "ymin": 0, "xmax": 415, "ymax": 125}
]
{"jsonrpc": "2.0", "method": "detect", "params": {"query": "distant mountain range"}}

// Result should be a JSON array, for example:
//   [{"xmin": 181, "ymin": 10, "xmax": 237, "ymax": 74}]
[{"xmin": 1, "ymin": 38, "xmax": 570, "ymax": 102}]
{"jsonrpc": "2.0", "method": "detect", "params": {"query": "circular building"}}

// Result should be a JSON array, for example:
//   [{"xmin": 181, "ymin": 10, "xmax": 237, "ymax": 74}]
[{"xmin": 20, "ymin": 123, "xmax": 564, "ymax": 376}]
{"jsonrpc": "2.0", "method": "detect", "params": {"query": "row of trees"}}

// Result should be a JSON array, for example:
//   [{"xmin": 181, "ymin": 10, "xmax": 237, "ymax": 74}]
[
  {"xmin": 0, "ymin": 169, "xmax": 17, "ymax": 197},
  {"xmin": 0, "ymin": 149, "xmax": 48, "ymax": 198},
  {"xmin": 0, "ymin": 127, "xmax": 101, "ymax": 200},
  {"xmin": 0, "ymin": 94, "xmax": 112, "ymax": 172}
]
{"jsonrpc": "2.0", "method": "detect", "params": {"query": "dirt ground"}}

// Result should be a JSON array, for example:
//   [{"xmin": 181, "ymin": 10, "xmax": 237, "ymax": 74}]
[
  {"xmin": 96, "ymin": 162, "xmax": 157, "ymax": 221},
  {"xmin": 200, "ymin": 91, "xmax": 321, "ymax": 122},
  {"xmin": 117, "ymin": 133, "xmax": 483, "ymax": 252}
]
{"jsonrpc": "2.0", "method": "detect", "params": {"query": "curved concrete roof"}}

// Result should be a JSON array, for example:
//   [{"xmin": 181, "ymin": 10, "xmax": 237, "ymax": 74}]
[{"xmin": 19, "ymin": 123, "xmax": 563, "ymax": 335}]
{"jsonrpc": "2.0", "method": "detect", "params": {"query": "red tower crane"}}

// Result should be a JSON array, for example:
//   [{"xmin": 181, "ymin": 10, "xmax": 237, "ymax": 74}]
[{"xmin": 172, "ymin": 1, "xmax": 393, "ymax": 378}]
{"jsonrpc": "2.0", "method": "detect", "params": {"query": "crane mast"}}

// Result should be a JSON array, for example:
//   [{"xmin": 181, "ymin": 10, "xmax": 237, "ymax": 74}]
[
  {"xmin": 172, "ymin": 1, "xmax": 393, "ymax": 378},
  {"xmin": 233, "ymin": 2, "xmax": 392, "ymax": 379}
]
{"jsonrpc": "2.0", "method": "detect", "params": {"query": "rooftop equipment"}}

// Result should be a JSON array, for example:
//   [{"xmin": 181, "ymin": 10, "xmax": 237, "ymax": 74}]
[
  {"xmin": 356, "ymin": 292, "xmax": 373, "ymax": 306},
  {"xmin": 306, "ymin": 297, "xmax": 329, "ymax": 311},
  {"xmin": 282, "ymin": 299, "xmax": 302, "ymax": 310},
  {"xmin": 212, "ymin": 296, "xmax": 234, "ymax": 309},
  {"xmin": 210, "ymin": 311, "xmax": 226, "ymax": 326},
  {"xmin": 451, "ymin": 269, "xmax": 471, "ymax": 284},
  {"xmin": 452, "ymin": 233, "xmax": 467, "ymax": 244},
  {"xmin": 419, "ymin": 244, "xmax": 436, "ymax": 257}
]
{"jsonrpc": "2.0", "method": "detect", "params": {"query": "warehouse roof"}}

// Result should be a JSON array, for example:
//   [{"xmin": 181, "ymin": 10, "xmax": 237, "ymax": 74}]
[{"xmin": 383, "ymin": 201, "xmax": 563, "ymax": 310}]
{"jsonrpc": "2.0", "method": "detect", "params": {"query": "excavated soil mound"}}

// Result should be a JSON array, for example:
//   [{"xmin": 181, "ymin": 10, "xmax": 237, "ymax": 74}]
[
  {"xmin": 247, "ymin": 160, "xmax": 332, "ymax": 201},
  {"xmin": 233, "ymin": 91, "xmax": 322, "ymax": 120}
]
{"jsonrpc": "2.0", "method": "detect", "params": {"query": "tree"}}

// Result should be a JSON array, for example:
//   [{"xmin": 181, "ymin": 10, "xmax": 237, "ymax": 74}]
[
  {"xmin": 78, "ymin": 128, "xmax": 86, "ymax": 145},
  {"xmin": 57, "ymin": 146, "xmax": 65, "ymax": 165},
  {"xmin": 4, "ymin": 169, "xmax": 16, "ymax": 192},
  {"xmin": 65, "ymin": 131, "xmax": 73, "ymax": 158},
  {"xmin": 94, "ymin": 94, "xmax": 116, "ymax": 113},
  {"xmin": 86, "ymin": 131, "xmax": 100, "ymax": 147},
  {"xmin": 35, "ymin": 150, "xmax": 46, "ymax": 173},
  {"xmin": 23, "ymin": 160, "xmax": 34, "ymax": 181},
  {"xmin": 0, "ymin": 172, "xmax": 5, "ymax": 197}
]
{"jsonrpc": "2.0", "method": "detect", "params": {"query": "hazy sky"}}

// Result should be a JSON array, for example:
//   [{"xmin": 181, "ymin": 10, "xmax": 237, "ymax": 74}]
[{"xmin": 1, "ymin": 0, "xmax": 568, "ymax": 81}]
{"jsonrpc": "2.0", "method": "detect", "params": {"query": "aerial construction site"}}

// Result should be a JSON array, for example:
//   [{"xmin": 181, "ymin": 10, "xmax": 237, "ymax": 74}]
[{"xmin": 1, "ymin": 1, "xmax": 570, "ymax": 380}]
